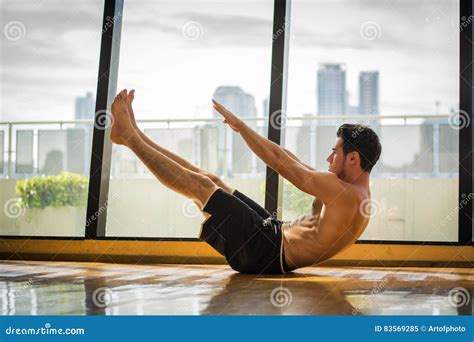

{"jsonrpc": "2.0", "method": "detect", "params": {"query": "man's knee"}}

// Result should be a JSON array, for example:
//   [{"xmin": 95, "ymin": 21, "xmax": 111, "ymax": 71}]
[
  {"xmin": 203, "ymin": 172, "xmax": 233, "ymax": 193},
  {"xmin": 195, "ymin": 173, "xmax": 216, "ymax": 190},
  {"xmin": 191, "ymin": 173, "xmax": 218, "ymax": 208},
  {"xmin": 203, "ymin": 172, "xmax": 221, "ymax": 184}
]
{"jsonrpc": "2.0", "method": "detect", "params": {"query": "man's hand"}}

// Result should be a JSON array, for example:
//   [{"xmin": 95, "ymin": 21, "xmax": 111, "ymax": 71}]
[{"xmin": 212, "ymin": 99, "xmax": 244, "ymax": 132}]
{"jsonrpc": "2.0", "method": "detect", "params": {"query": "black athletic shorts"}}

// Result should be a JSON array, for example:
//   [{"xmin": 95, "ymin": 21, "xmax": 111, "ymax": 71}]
[{"xmin": 199, "ymin": 188, "xmax": 289, "ymax": 274}]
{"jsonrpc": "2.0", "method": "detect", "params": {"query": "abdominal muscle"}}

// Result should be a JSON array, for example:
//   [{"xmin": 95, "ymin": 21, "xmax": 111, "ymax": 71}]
[
  {"xmin": 282, "ymin": 204, "xmax": 365, "ymax": 270},
  {"xmin": 282, "ymin": 219, "xmax": 328, "ymax": 270}
]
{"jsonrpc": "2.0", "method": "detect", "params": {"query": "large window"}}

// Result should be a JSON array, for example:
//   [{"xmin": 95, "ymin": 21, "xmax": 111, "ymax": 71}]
[
  {"xmin": 281, "ymin": 0, "xmax": 460, "ymax": 242},
  {"xmin": 105, "ymin": 0, "xmax": 273, "ymax": 237},
  {"xmin": 0, "ymin": 0, "xmax": 470, "ymax": 246},
  {"xmin": 0, "ymin": 0, "xmax": 102, "ymax": 236}
]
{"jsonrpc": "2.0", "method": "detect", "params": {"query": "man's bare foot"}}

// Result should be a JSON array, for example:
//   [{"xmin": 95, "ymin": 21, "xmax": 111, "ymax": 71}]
[
  {"xmin": 110, "ymin": 89, "xmax": 138, "ymax": 145},
  {"xmin": 126, "ymin": 89, "xmax": 140, "ymax": 131}
]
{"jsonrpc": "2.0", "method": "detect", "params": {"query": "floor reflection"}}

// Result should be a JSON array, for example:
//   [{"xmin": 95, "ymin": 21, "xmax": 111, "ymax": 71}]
[
  {"xmin": 0, "ymin": 261, "xmax": 472, "ymax": 315},
  {"xmin": 201, "ymin": 273, "xmax": 356, "ymax": 315}
]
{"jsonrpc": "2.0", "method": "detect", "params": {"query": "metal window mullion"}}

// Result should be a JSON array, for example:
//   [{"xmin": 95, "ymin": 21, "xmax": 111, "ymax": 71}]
[
  {"xmin": 265, "ymin": 0, "xmax": 291, "ymax": 218},
  {"xmin": 85, "ymin": 0, "xmax": 123, "ymax": 239},
  {"xmin": 458, "ymin": 0, "xmax": 473, "ymax": 246}
]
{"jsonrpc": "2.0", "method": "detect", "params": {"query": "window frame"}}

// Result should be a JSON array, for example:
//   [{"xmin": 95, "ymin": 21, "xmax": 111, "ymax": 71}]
[{"xmin": 0, "ymin": 0, "xmax": 471, "ymax": 248}]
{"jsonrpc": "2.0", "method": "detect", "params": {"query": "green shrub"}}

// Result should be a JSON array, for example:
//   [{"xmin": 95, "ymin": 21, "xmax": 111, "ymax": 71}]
[
  {"xmin": 283, "ymin": 181, "xmax": 313, "ymax": 215},
  {"xmin": 16, "ymin": 172, "xmax": 88, "ymax": 209},
  {"xmin": 259, "ymin": 179, "xmax": 313, "ymax": 215}
]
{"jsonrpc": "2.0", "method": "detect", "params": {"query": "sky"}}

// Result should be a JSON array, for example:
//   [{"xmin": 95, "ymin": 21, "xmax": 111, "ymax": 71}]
[{"xmin": 0, "ymin": 0, "xmax": 460, "ymax": 122}]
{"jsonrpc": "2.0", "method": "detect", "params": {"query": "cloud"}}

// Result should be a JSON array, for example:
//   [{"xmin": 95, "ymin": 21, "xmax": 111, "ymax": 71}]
[
  {"xmin": 0, "ymin": 0, "xmax": 460, "ymax": 120},
  {"xmin": 123, "ymin": 11, "xmax": 274, "ymax": 48}
]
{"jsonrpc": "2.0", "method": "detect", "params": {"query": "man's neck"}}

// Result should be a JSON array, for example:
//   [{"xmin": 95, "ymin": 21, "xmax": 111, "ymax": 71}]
[{"xmin": 343, "ymin": 171, "xmax": 370, "ymax": 188}]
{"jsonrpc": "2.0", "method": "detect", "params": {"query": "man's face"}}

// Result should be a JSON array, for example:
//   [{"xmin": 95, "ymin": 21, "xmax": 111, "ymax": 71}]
[{"xmin": 326, "ymin": 137, "xmax": 347, "ymax": 179}]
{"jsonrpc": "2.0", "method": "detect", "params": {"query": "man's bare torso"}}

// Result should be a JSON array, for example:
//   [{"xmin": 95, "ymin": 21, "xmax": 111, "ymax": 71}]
[{"xmin": 282, "ymin": 181, "xmax": 371, "ymax": 270}]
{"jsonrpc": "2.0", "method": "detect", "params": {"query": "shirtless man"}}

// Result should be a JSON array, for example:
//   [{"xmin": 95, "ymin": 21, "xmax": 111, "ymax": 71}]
[{"xmin": 110, "ymin": 89, "xmax": 382, "ymax": 274}]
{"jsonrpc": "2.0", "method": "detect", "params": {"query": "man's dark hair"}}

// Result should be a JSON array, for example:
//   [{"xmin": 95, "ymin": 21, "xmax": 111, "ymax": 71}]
[{"xmin": 336, "ymin": 124, "xmax": 382, "ymax": 172}]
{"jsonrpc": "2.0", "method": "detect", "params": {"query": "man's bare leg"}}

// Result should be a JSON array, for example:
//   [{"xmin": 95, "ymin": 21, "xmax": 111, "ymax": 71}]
[
  {"xmin": 124, "ymin": 90, "xmax": 235, "ymax": 194},
  {"xmin": 110, "ymin": 89, "xmax": 219, "ymax": 209}
]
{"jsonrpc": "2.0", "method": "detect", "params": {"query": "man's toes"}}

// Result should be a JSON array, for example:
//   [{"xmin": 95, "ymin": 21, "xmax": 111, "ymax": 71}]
[
  {"xmin": 121, "ymin": 90, "xmax": 129, "ymax": 102},
  {"xmin": 126, "ymin": 91, "xmax": 133, "ymax": 103}
]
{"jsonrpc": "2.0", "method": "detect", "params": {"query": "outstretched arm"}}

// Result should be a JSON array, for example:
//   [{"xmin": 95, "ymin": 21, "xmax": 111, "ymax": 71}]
[
  {"xmin": 282, "ymin": 147, "xmax": 315, "ymax": 171},
  {"xmin": 213, "ymin": 100, "xmax": 343, "ymax": 202},
  {"xmin": 212, "ymin": 100, "xmax": 314, "ymax": 172}
]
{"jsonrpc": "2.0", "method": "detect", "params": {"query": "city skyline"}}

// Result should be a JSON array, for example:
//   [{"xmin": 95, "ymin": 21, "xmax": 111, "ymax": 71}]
[
  {"xmin": 2, "ymin": 82, "xmax": 459, "ymax": 182},
  {"xmin": 1, "ymin": 0, "xmax": 459, "ymax": 122},
  {"xmin": 318, "ymin": 63, "xmax": 347, "ymax": 116},
  {"xmin": 71, "ymin": 63, "xmax": 447, "ymax": 126},
  {"xmin": 74, "ymin": 92, "xmax": 95, "ymax": 121}
]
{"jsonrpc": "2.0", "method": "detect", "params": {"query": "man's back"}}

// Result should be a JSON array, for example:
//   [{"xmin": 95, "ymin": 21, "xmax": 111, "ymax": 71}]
[{"xmin": 282, "ymin": 180, "xmax": 371, "ymax": 270}]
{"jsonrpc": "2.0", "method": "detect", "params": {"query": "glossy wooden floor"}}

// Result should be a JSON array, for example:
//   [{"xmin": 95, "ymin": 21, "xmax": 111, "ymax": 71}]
[{"xmin": 0, "ymin": 260, "xmax": 472, "ymax": 315}]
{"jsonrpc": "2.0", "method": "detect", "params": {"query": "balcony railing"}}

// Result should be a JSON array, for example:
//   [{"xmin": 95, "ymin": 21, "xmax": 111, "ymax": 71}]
[
  {"xmin": 0, "ymin": 114, "xmax": 461, "ymax": 241},
  {"xmin": 0, "ymin": 114, "xmax": 458, "ymax": 179}
]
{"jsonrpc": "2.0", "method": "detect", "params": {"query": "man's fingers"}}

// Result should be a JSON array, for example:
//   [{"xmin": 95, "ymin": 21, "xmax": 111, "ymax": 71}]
[
  {"xmin": 213, "ymin": 105, "xmax": 225, "ymax": 116},
  {"xmin": 213, "ymin": 101, "xmax": 237, "ymax": 123},
  {"xmin": 213, "ymin": 105, "xmax": 229, "ymax": 116},
  {"xmin": 212, "ymin": 99, "xmax": 227, "ymax": 111}
]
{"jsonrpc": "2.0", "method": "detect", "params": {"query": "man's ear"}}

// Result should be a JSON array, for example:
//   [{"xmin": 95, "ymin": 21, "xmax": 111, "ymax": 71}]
[{"xmin": 349, "ymin": 151, "xmax": 360, "ymax": 166}]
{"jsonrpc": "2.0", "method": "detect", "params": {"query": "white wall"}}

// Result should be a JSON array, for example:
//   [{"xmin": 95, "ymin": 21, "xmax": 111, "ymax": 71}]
[{"xmin": 0, "ymin": 178, "xmax": 459, "ymax": 242}]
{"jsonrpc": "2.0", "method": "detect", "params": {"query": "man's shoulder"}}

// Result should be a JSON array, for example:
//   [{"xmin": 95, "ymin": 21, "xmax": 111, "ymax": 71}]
[{"xmin": 332, "ymin": 180, "xmax": 367, "ymax": 206}]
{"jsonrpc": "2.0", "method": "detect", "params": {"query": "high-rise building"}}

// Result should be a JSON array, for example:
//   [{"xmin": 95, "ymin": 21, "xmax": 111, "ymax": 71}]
[
  {"xmin": 74, "ymin": 92, "xmax": 95, "ymax": 120},
  {"xmin": 72, "ymin": 92, "xmax": 94, "ymax": 176},
  {"xmin": 263, "ymin": 96, "xmax": 269, "ymax": 122},
  {"xmin": 317, "ymin": 64, "xmax": 346, "ymax": 118},
  {"xmin": 347, "ymin": 105, "xmax": 360, "ymax": 115},
  {"xmin": 213, "ymin": 86, "xmax": 257, "ymax": 118},
  {"xmin": 212, "ymin": 86, "xmax": 257, "ymax": 177},
  {"xmin": 359, "ymin": 71, "xmax": 379, "ymax": 115}
]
